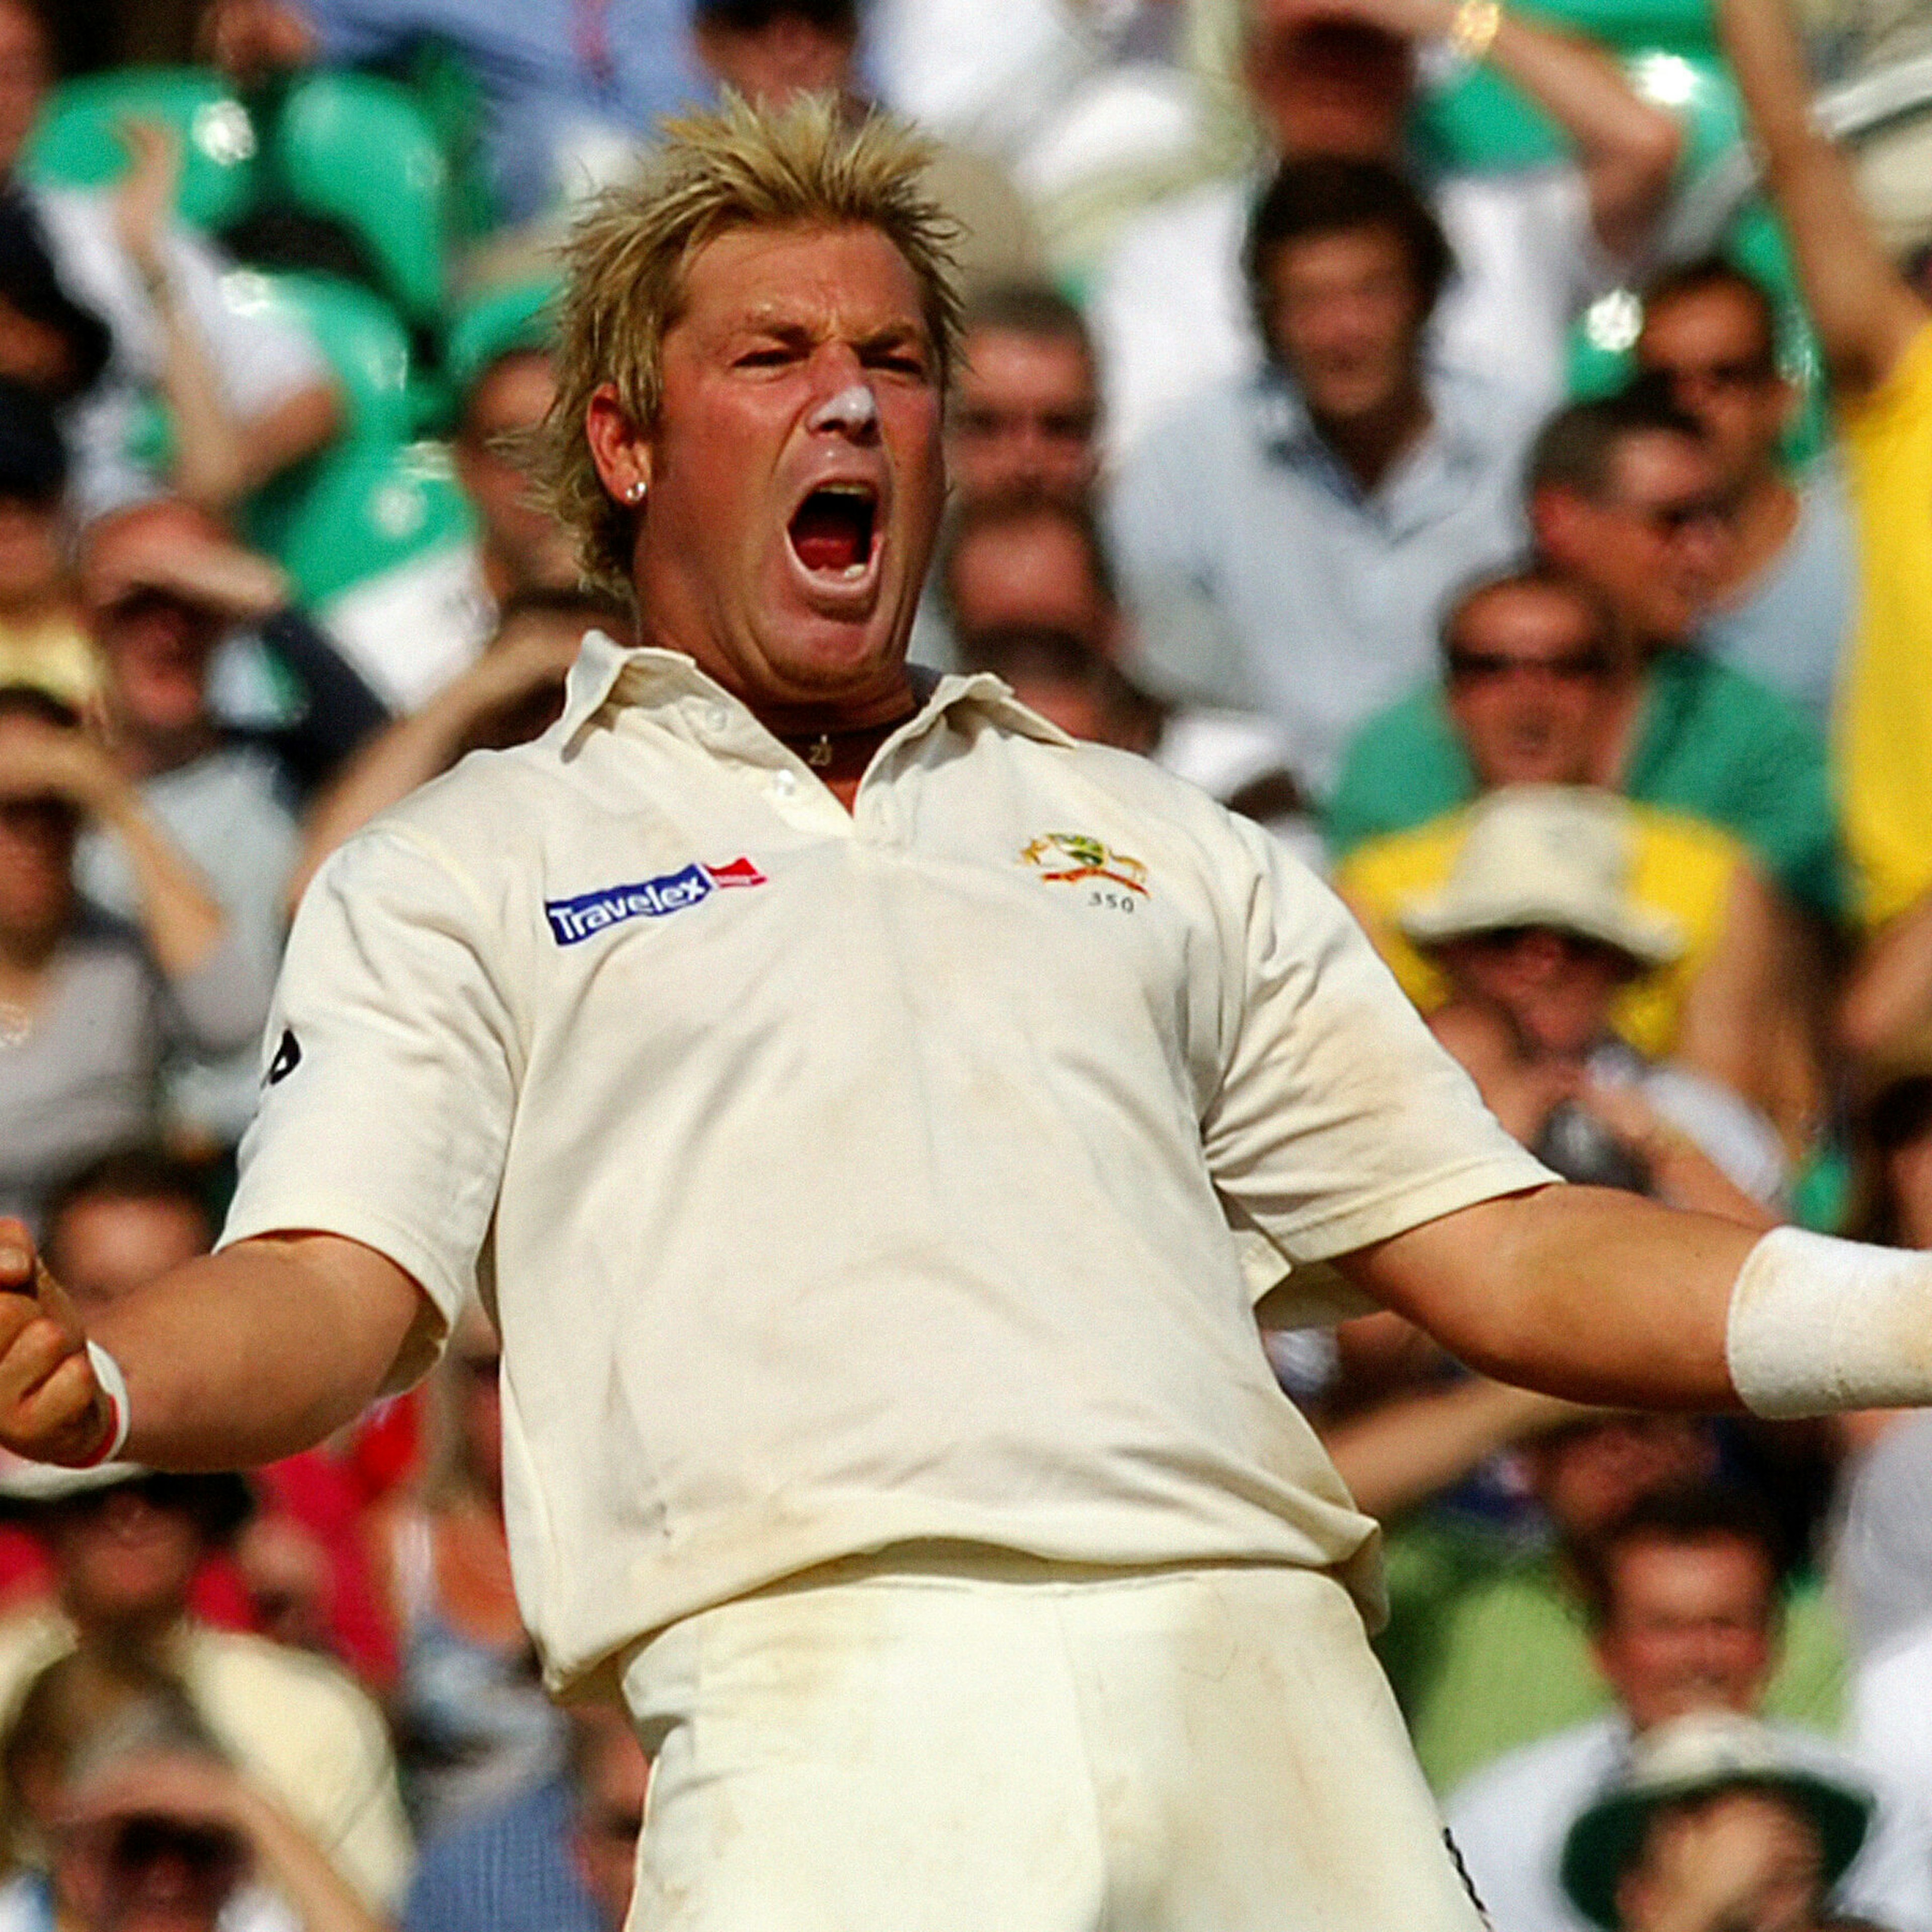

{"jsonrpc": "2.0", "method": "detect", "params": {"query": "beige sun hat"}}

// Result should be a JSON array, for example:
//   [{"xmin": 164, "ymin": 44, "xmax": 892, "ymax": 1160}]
[{"xmin": 1396, "ymin": 785, "xmax": 1684, "ymax": 968}]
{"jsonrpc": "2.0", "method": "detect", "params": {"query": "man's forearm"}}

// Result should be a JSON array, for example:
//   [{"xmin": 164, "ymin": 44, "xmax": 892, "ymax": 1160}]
[
  {"xmin": 1346, "ymin": 1185, "xmax": 1932, "ymax": 1419},
  {"xmin": 92, "ymin": 786, "xmax": 226, "ymax": 978},
  {"xmin": 91, "ymin": 1233, "xmax": 425, "ymax": 1470},
  {"xmin": 1321, "ymin": 1378, "xmax": 1588, "ymax": 1519},
  {"xmin": 150, "ymin": 276, "xmax": 251, "ymax": 510},
  {"xmin": 1717, "ymin": 0, "xmax": 1925, "ymax": 388},
  {"xmin": 1486, "ymin": 15, "xmax": 1682, "ymax": 254},
  {"xmin": 1372, "ymin": 0, "xmax": 1679, "ymax": 254},
  {"xmin": 1342, "ymin": 1186, "xmax": 1758, "ymax": 1409}
]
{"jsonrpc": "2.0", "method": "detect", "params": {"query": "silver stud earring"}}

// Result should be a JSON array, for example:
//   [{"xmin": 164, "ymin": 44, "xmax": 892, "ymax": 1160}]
[{"xmin": 624, "ymin": 480, "xmax": 647, "ymax": 505}]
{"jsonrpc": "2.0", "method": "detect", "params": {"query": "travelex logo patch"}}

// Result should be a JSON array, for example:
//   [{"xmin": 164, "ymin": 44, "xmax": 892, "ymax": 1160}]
[{"xmin": 544, "ymin": 857, "xmax": 766, "ymax": 945}]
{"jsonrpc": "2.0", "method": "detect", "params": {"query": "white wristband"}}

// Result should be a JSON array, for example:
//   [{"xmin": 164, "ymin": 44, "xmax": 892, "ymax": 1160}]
[
  {"xmin": 1726, "ymin": 1225, "xmax": 1932, "ymax": 1418},
  {"xmin": 80, "ymin": 1341, "xmax": 131, "ymax": 1467}
]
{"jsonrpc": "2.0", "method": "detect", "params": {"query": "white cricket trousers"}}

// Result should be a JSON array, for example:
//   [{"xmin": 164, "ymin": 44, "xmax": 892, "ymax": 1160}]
[{"xmin": 618, "ymin": 1553, "xmax": 1488, "ymax": 1930}]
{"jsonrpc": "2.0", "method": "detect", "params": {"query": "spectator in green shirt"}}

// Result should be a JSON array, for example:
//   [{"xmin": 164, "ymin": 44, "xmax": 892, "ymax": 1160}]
[{"xmin": 1326, "ymin": 381, "xmax": 1845, "ymax": 919}]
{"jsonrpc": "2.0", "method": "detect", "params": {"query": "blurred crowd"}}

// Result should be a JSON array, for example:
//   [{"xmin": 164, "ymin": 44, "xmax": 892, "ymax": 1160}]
[{"xmin": 0, "ymin": 0, "xmax": 1929, "ymax": 1925}]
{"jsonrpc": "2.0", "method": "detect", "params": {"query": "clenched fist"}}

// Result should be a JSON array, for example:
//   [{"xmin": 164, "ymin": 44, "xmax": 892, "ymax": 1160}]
[{"xmin": 0, "ymin": 1219, "xmax": 117, "ymax": 1467}]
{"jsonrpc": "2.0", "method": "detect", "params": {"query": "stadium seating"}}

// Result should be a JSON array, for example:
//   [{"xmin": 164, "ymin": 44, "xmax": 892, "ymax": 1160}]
[{"xmin": 21, "ymin": 66, "xmax": 262, "ymax": 231}]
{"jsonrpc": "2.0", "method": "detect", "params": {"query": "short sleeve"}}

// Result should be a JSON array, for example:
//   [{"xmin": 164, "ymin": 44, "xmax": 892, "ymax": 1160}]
[
  {"xmin": 217, "ymin": 822, "xmax": 519, "ymax": 1389},
  {"xmin": 1201, "ymin": 817, "xmax": 1555, "ymax": 1264}
]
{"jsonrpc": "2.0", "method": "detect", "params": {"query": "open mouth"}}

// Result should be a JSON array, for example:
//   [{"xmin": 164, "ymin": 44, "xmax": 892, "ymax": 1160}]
[{"xmin": 787, "ymin": 484, "xmax": 878, "ymax": 581}]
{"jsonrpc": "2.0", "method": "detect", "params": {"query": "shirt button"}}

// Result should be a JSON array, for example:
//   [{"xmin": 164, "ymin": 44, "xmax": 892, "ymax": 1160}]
[
  {"xmin": 705, "ymin": 703, "xmax": 732, "ymax": 732},
  {"xmin": 769, "ymin": 769, "xmax": 798, "ymax": 799}
]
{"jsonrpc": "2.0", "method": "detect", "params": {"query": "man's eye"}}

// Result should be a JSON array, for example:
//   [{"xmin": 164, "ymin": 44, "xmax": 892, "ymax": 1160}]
[{"xmin": 734, "ymin": 348, "xmax": 795, "ymax": 369}]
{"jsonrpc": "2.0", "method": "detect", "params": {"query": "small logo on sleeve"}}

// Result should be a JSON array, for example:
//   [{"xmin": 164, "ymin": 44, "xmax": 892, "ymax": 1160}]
[
  {"xmin": 544, "ymin": 857, "xmax": 766, "ymax": 946},
  {"xmin": 265, "ymin": 1028, "xmax": 301, "ymax": 1086}
]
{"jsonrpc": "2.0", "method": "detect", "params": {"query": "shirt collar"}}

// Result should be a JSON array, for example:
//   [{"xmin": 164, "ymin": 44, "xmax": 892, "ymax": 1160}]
[
  {"xmin": 555, "ymin": 630, "xmax": 1077, "ymax": 754},
  {"xmin": 1253, "ymin": 362, "xmax": 1494, "ymax": 476}
]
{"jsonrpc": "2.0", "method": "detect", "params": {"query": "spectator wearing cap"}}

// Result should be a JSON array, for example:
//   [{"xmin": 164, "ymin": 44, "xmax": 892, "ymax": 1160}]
[
  {"xmin": 0, "ymin": 0, "xmax": 339, "ymax": 523},
  {"xmin": 1088, "ymin": 0, "xmax": 1681, "ymax": 455},
  {"xmin": 1635, "ymin": 260, "xmax": 1855, "ymax": 736},
  {"xmin": 1107, "ymin": 157, "xmax": 1538, "ymax": 800},
  {"xmin": 688, "ymin": 0, "xmax": 1046, "ymax": 297},
  {"xmin": 0, "ymin": 686, "xmax": 259, "ymax": 1231},
  {"xmin": 1561, "ymin": 1712, "xmax": 1886, "ymax": 1932},
  {"xmin": 1330, "ymin": 381, "xmax": 1845, "ymax": 927},
  {"xmin": 1394, "ymin": 784, "xmax": 1786, "ymax": 1217},
  {"xmin": 1443, "ymin": 1487, "xmax": 1930, "ymax": 1932},
  {"xmin": 0, "ymin": 384, "xmax": 93, "ymax": 712},
  {"xmin": 0, "ymin": 1461, "xmax": 410, "ymax": 1912},
  {"xmin": 318, "ymin": 282, "xmax": 579, "ymax": 717},
  {"xmin": 1335, "ymin": 569, "xmax": 1813, "ymax": 1155}
]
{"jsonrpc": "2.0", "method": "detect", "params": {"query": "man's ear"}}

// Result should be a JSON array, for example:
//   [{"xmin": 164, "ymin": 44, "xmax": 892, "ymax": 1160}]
[{"xmin": 584, "ymin": 384, "xmax": 653, "ymax": 507}]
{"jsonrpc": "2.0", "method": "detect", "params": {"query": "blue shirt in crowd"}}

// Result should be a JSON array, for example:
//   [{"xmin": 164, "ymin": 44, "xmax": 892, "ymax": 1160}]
[
  {"xmin": 1106, "ymin": 363, "xmax": 1540, "ymax": 801},
  {"xmin": 297, "ymin": 0, "xmax": 708, "ymax": 222},
  {"xmin": 1701, "ymin": 458, "xmax": 1857, "ymax": 735},
  {"xmin": 403, "ymin": 1776, "xmax": 601, "ymax": 1932}
]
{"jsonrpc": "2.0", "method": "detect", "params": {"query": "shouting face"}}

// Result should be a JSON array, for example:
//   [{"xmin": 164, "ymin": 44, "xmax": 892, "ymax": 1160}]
[{"xmin": 593, "ymin": 220, "xmax": 947, "ymax": 725}]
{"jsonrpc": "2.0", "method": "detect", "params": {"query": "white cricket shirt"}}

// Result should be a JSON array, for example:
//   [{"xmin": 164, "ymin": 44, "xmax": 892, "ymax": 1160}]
[{"xmin": 221, "ymin": 631, "xmax": 1554, "ymax": 1694}]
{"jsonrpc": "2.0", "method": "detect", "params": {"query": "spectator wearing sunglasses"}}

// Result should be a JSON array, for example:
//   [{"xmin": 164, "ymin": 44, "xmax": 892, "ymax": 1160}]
[
  {"xmin": 1636, "ymin": 259, "xmax": 1855, "ymax": 735},
  {"xmin": 1335, "ymin": 568, "xmax": 1808, "ymax": 1149},
  {"xmin": 1329, "ymin": 379, "xmax": 1844, "ymax": 929}
]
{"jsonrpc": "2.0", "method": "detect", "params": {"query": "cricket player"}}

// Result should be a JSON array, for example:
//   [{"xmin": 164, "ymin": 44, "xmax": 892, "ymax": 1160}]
[{"xmin": 1, "ymin": 97, "xmax": 1926, "ymax": 1930}]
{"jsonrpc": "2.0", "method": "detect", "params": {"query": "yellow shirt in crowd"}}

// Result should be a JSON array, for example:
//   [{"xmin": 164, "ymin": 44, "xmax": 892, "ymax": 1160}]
[
  {"xmin": 1334, "ymin": 801, "xmax": 1748, "ymax": 1061},
  {"xmin": 1837, "ymin": 321, "xmax": 1932, "ymax": 929}
]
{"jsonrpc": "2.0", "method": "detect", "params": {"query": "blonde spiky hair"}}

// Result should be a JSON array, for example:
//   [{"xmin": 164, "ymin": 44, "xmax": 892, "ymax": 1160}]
[{"xmin": 536, "ymin": 92, "xmax": 962, "ymax": 602}]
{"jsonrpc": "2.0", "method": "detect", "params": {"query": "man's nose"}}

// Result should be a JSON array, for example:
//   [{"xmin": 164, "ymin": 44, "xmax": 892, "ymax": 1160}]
[{"xmin": 808, "ymin": 381, "xmax": 881, "ymax": 442}]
